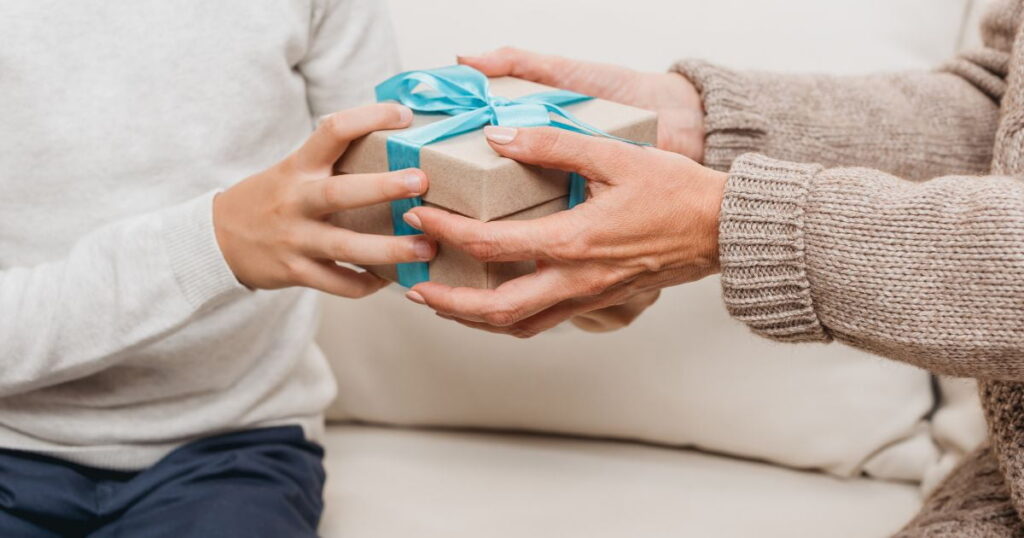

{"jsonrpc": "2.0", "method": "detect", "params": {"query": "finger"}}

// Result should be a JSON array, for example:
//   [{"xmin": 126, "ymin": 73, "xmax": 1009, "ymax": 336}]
[
  {"xmin": 571, "ymin": 290, "xmax": 661, "ymax": 333},
  {"xmin": 483, "ymin": 126, "xmax": 640, "ymax": 185},
  {"xmin": 457, "ymin": 48, "xmax": 639, "ymax": 102},
  {"xmin": 438, "ymin": 313, "xmax": 543, "ymax": 339},
  {"xmin": 300, "ymin": 169, "xmax": 427, "ymax": 215},
  {"xmin": 501, "ymin": 286, "xmax": 644, "ymax": 336},
  {"xmin": 457, "ymin": 47, "xmax": 566, "ymax": 83},
  {"xmin": 301, "ymin": 223, "xmax": 436, "ymax": 265},
  {"xmin": 293, "ymin": 103, "xmax": 413, "ymax": 174},
  {"xmin": 409, "ymin": 269, "xmax": 578, "ymax": 327},
  {"xmin": 403, "ymin": 205, "xmax": 580, "ymax": 262},
  {"xmin": 294, "ymin": 260, "xmax": 390, "ymax": 299}
]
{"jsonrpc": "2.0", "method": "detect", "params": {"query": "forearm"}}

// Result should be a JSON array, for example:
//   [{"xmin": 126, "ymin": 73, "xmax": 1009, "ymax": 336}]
[
  {"xmin": 720, "ymin": 154, "xmax": 1024, "ymax": 380},
  {"xmin": 674, "ymin": 61, "xmax": 1001, "ymax": 180},
  {"xmin": 0, "ymin": 192, "xmax": 246, "ymax": 396}
]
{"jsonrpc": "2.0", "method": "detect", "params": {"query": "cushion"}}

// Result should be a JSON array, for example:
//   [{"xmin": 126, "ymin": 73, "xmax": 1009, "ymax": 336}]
[
  {"xmin": 319, "ymin": 0, "xmax": 971, "ymax": 479},
  {"xmin": 319, "ymin": 424, "xmax": 921, "ymax": 538}
]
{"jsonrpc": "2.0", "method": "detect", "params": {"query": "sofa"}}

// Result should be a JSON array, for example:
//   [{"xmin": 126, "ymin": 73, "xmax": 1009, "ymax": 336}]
[{"xmin": 315, "ymin": 1, "xmax": 991, "ymax": 536}]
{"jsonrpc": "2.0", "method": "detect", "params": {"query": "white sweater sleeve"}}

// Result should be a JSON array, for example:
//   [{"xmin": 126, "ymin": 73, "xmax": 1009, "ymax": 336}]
[
  {"xmin": 300, "ymin": 0, "xmax": 402, "ymax": 118},
  {"xmin": 0, "ymin": 191, "xmax": 247, "ymax": 397}
]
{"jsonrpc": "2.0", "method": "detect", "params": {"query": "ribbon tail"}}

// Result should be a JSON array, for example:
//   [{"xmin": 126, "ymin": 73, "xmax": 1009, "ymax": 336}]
[
  {"xmin": 568, "ymin": 173, "xmax": 587, "ymax": 208},
  {"xmin": 385, "ymin": 108, "xmax": 494, "ymax": 287},
  {"xmin": 387, "ymin": 136, "xmax": 430, "ymax": 288}
]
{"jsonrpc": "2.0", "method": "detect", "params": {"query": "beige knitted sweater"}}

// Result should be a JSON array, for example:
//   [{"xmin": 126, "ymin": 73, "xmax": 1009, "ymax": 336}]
[{"xmin": 675, "ymin": 1, "xmax": 1024, "ymax": 535}]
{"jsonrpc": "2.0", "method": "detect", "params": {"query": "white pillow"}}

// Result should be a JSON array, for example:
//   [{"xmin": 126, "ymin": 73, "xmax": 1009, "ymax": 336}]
[{"xmin": 319, "ymin": 0, "xmax": 971, "ymax": 478}]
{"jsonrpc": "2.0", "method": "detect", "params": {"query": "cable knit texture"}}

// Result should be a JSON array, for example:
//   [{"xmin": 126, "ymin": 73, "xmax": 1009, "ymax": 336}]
[{"xmin": 678, "ymin": 0, "xmax": 1024, "ymax": 535}]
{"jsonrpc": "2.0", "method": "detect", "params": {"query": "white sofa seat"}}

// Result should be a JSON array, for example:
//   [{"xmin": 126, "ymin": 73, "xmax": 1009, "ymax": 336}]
[{"xmin": 319, "ymin": 425, "xmax": 921, "ymax": 538}]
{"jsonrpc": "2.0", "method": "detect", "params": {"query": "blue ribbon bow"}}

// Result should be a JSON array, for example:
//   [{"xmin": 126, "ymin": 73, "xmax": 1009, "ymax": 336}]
[{"xmin": 376, "ymin": 65, "xmax": 635, "ymax": 287}]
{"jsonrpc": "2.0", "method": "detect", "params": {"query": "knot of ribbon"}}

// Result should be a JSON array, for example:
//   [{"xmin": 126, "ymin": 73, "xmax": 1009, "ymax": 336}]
[{"xmin": 375, "ymin": 65, "xmax": 634, "ymax": 287}]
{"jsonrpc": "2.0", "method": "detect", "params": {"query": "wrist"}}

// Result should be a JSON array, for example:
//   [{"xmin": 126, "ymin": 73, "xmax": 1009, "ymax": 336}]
[
  {"xmin": 657, "ymin": 72, "xmax": 706, "ymax": 162},
  {"xmin": 701, "ymin": 168, "xmax": 727, "ymax": 273}
]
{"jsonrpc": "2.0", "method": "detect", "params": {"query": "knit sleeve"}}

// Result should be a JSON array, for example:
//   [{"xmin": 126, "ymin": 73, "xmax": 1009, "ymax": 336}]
[
  {"xmin": 719, "ymin": 154, "xmax": 1024, "ymax": 381},
  {"xmin": 669, "ymin": 0, "xmax": 1019, "ymax": 180},
  {"xmin": 672, "ymin": 59, "xmax": 1003, "ymax": 181},
  {"xmin": 671, "ymin": 1, "xmax": 1019, "ymax": 178}
]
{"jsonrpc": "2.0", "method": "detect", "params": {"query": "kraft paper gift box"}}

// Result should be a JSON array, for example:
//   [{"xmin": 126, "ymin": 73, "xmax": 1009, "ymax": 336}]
[{"xmin": 331, "ymin": 75, "xmax": 657, "ymax": 289}]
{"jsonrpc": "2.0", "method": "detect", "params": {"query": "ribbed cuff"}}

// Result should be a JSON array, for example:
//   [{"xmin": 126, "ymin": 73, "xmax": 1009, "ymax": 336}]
[
  {"xmin": 672, "ymin": 60, "xmax": 769, "ymax": 171},
  {"xmin": 719, "ymin": 154, "xmax": 829, "ymax": 343},
  {"xmin": 162, "ymin": 190, "xmax": 249, "ymax": 310}
]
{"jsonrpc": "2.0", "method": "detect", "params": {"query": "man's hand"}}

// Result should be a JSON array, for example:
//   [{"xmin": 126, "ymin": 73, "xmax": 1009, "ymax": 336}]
[
  {"xmin": 458, "ymin": 48, "xmax": 705, "ymax": 161},
  {"xmin": 214, "ymin": 103, "xmax": 436, "ymax": 298},
  {"xmin": 404, "ymin": 126, "xmax": 726, "ymax": 338}
]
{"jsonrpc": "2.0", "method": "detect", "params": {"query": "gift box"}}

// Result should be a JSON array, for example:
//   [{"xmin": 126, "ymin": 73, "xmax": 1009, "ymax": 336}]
[{"xmin": 331, "ymin": 72, "xmax": 657, "ymax": 289}]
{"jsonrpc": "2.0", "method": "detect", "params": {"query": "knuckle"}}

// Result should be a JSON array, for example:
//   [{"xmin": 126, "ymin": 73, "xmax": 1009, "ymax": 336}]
[
  {"xmin": 578, "ymin": 276, "xmax": 612, "ymax": 297},
  {"xmin": 321, "ymin": 112, "xmax": 349, "ymax": 139},
  {"xmin": 393, "ymin": 237, "xmax": 417, "ymax": 261},
  {"xmin": 530, "ymin": 128, "xmax": 564, "ymax": 159},
  {"xmin": 483, "ymin": 301, "xmax": 522, "ymax": 327},
  {"xmin": 510, "ymin": 325, "xmax": 539, "ymax": 339},
  {"xmin": 463, "ymin": 235, "xmax": 500, "ymax": 261},
  {"xmin": 383, "ymin": 172, "xmax": 411, "ymax": 199},
  {"xmin": 345, "ymin": 282, "xmax": 375, "ymax": 299},
  {"xmin": 495, "ymin": 45, "xmax": 520, "ymax": 58},
  {"xmin": 319, "ymin": 179, "xmax": 345, "ymax": 208},
  {"xmin": 556, "ymin": 233, "xmax": 590, "ymax": 262},
  {"xmin": 374, "ymin": 103, "xmax": 404, "ymax": 126},
  {"xmin": 326, "ymin": 237, "xmax": 351, "ymax": 261},
  {"xmin": 280, "ymin": 227, "xmax": 305, "ymax": 250},
  {"xmin": 281, "ymin": 258, "xmax": 308, "ymax": 284}
]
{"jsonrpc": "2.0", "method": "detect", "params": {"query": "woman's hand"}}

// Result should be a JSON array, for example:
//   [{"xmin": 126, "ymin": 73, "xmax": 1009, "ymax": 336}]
[
  {"xmin": 213, "ymin": 103, "xmax": 436, "ymax": 298},
  {"xmin": 570, "ymin": 290, "xmax": 662, "ymax": 333},
  {"xmin": 403, "ymin": 126, "xmax": 726, "ymax": 338},
  {"xmin": 458, "ymin": 48, "xmax": 705, "ymax": 161}
]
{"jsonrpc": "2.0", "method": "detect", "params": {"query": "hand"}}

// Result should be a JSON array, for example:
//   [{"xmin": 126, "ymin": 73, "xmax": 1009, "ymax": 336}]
[
  {"xmin": 214, "ymin": 103, "xmax": 436, "ymax": 298},
  {"xmin": 403, "ymin": 126, "xmax": 726, "ymax": 338},
  {"xmin": 458, "ymin": 48, "xmax": 705, "ymax": 161}
]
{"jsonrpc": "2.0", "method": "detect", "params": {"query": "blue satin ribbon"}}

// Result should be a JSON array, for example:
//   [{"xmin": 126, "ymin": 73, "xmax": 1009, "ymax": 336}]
[{"xmin": 376, "ymin": 65, "xmax": 636, "ymax": 287}]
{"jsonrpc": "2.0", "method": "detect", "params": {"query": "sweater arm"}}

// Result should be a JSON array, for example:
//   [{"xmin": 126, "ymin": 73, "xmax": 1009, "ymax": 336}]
[
  {"xmin": 299, "ymin": 0, "xmax": 400, "ymax": 119},
  {"xmin": 0, "ymin": 191, "xmax": 248, "ymax": 397},
  {"xmin": 671, "ymin": 34, "xmax": 1011, "ymax": 180},
  {"xmin": 720, "ymin": 154, "xmax": 1024, "ymax": 381}
]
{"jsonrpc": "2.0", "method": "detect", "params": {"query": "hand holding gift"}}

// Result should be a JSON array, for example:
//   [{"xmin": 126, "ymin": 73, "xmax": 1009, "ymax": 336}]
[
  {"xmin": 403, "ymin": 126, "xmax": 726, "ymax": 338},
  {"xmin": 213, "ymin": 104, "xmax": 436, "ymax": 298}
]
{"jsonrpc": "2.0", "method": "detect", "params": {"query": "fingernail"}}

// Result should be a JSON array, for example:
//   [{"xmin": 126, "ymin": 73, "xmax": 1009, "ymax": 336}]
[
  {"xmin": 403, "ymin": 211, "xmax": 422, "ymax": 230},
  {"xmin": 397, "ymin": 106, "xmax": 413, "ymax": 124},
  {"xmin": 406, "ymin": 290, "xmax": 426, "ymax": 305},
  {"xmin": 403, "ymin": 172, "xmax": 424, "ymax": 194},
  {"xmin": 484, "ymin": 126, "xmax": 518, "ymax": 144},
  {"xmin": 413, "ymin": 238, "xmax": 433, "ymax": 260}
]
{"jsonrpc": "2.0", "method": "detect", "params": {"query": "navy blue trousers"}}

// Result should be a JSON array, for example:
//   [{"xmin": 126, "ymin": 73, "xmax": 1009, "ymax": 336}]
[{"xmin": 0, "ymin": 426, "xmax": 325, "ymax": 537}]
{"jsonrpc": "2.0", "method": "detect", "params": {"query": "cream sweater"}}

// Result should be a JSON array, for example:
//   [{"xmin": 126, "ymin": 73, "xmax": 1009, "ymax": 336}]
[
  {"xmin": 0, "ymin": 0, "xmax": 397, "ymax": 470},
  {"xmin": 676, "ymin": 0, "xmax": 1024, "ymax": 534}
]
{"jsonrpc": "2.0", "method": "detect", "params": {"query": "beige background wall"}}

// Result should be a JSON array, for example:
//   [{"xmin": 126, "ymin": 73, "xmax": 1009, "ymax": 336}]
[{"xmin": 385, "ymin": 0, "xmax": 967, "ymax": 73}]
